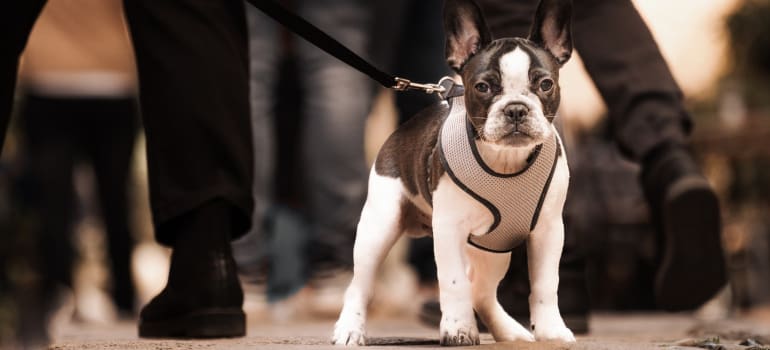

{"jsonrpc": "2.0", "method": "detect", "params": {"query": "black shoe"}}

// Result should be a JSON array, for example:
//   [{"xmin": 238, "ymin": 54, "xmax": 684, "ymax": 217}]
[
  {"xmin": 642, "ymin": 145, "xmax": 726, "ymax": 311},
  {"xmin": 138, "ymin": 288, "xmax": 245, "ymax": 338},
  {"xmin": 138, "ymin": 200, "xmax": 246, "ymax": 338}
]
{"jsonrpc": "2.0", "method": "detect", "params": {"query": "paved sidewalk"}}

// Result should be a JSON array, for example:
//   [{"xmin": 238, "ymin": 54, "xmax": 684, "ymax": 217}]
[{"xmin": 49, "ymin": 313, "xmax": 770, "ymax": 350}]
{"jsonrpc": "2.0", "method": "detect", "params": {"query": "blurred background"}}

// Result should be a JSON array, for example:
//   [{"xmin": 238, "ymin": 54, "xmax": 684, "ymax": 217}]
[{"xmin": 1, "ymin": 0, "xmax": 769, "ymax": 347}]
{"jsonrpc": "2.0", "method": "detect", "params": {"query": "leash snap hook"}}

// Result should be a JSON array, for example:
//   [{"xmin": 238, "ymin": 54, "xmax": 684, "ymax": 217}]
[
  {"xmin": 393, "ymin": 77, "xmax": 446, "ymax": 95},
  {"xmin": 393, "ymin": 77, "xmax": 411, "ymax": 91}
]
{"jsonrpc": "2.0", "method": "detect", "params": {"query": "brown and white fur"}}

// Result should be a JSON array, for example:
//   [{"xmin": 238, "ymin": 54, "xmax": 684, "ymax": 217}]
[{"xmin": 333, "ymin": 0, "xmax": 575, "ymax": 346}]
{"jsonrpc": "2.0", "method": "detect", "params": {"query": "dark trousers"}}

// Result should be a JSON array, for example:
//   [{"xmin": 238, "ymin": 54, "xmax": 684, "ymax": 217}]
[
  {"xmin": 478, "ymin": 0, "xmax": 690, "ymax": 161},
  {"xmin": 2, "ymin": 0, "xmax": 255, "ymax": 245},
  {"xmin": 20, "ymin": 93, "xmax": 139, "ymax": 311}
]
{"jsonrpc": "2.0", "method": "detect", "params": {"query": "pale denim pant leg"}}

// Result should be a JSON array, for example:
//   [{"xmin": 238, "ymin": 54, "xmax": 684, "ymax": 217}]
[
  {"xmin": 296, "ymin": 0, "xmax": 372, "ymax": 268},
  {"xmin": 245, "ymin": 5, "xmax": 277, "ymax": 246},
  {"xmin": 235, "ymin": 5, "xmax": 309, "ymax": 301}
]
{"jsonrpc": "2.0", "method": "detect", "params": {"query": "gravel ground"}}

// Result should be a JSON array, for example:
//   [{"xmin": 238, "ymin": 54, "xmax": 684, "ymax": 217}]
[{"xmin": 48, "ymin": 313, "xmax": 770, "ymax": 350}]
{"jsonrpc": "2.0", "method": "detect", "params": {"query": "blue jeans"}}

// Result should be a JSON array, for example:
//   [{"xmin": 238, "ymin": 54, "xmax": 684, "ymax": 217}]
[{"xmin": 236, "ymin": 0, "xmax": 372, "ymax": 301}]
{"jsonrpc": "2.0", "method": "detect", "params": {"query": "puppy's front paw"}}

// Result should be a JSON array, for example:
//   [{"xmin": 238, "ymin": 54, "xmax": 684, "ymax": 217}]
[
  {"xmin": 332, "ymin": 317, "xmax": 366, "ymax": 346},
  {"xmin": 533, "ymin": 324, "xmax": 575, "ymax": 342},
  {"xmin": 530, "ymin": 304, "xmax": 576, "ymax": 342},
  {"xmin": 530, "ymin": 315, "xmax": 575, "ymax": 342},
  {"xmin": 439, "ymin": 317, "xmax": 480, "ymax": 346}
]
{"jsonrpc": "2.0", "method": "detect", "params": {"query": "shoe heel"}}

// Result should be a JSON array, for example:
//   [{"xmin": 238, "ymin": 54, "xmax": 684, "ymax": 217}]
[
  {"xmin": 655, "ymin": 180, "xmax": 726, "ymax": 310},
  {"xmin": 185, "ymin": 309, "xmax": 246, "ymax": 338}
]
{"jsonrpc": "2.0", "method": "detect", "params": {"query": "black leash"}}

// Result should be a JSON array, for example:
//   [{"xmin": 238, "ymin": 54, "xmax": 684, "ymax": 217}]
[{"xmin": 243, "ymin": 0, "xmax": 446, "ymax": 95}]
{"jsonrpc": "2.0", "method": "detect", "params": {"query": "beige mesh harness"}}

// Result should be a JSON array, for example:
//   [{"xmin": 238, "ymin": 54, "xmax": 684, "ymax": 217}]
[{"xmin": 438, "ymin": 94, "xmax": 560, "ymax": 253}]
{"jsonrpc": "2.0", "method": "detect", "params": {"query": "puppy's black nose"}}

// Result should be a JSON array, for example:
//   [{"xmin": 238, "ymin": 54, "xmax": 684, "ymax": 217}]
[{"xmin": 504, "ymin": 103, "xmax": 529, "ymax": 122}]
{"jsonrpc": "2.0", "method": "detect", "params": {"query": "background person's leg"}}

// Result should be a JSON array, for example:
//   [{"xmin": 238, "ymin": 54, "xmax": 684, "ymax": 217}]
[
  {"xmin": 20, "ymin": 95, "xmax": 78, "ymax": 293},
  {"xmin": 477, "ymin": 0, "xmax": 536, "ymax": 38},
  {"xmin": 124, "ymin": 0, "xmax": 254, "ymax": 338},
  {"xmin": 235, "ymin": 5, "xmax": 310, "ymax": 304},
  {"xmin": 85, "ymin": 97, "xmax": 139, "ymax": 315},
  {"xmin": 572, "ymin": 0, "xmax": 688, "ymax": 160},
  {"xmin": 16, "ymin": 93, "xmax": 77, "ymax": 346},
  {"xmin": 232, "ymin": 5, "xmax": 279, "ymax": 274},
  {"xmin": 570, "ymin": 0, "xmax": 725, "ymax": 311},
  {"xmin": 297, "ymin": 0, "xmax": 372, "ymax": 271},
  {"xmin": 0, "ymin": 0, "xmax": 46, "ymax": 150}
]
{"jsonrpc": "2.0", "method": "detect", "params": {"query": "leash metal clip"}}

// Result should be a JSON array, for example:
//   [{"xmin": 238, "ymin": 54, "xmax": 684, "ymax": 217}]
[{"xmin": 393, "ymin": 77, "xmax": 446, "ymax": 95}]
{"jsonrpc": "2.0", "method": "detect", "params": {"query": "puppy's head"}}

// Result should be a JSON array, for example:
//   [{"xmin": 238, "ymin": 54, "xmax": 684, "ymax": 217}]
[{"xmin": 444, "ymin": 0, "xmax": 572, "ymax": 148}]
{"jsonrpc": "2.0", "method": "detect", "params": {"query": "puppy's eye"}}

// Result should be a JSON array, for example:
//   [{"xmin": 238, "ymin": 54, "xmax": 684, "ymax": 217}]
[
  {"xmin": 539, "ymin": 78, "xmax": 554, "ymax": 92},
  {"xmin": 474, "ymin": 82, "xmax": 490, "ymax": 93}
]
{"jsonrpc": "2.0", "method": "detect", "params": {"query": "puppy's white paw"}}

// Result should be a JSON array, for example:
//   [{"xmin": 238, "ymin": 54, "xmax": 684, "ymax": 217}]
[
  {"xmin": 439, "ymin": 317, "xmax": 480, "ymax": 346},
  {"xmin": 533, "ymin": 324, "xmax": 575, "ymax": 342},
  {"xmin": 332, "ymin": 317, "xmax": 367, "ymax": 346},
  {"xmin": 530, "ymin": 314, "xmax": 575, "ymax": 342}
]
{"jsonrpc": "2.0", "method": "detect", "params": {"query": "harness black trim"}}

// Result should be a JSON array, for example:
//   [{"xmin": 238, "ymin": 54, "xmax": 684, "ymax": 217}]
[
  {"xmin": 466, "ymin": 119, "xmax": 545, "ymax": 178},
  {"xmin": 529, "ymin": 143, "xmax": 561, "ymax": 231}
]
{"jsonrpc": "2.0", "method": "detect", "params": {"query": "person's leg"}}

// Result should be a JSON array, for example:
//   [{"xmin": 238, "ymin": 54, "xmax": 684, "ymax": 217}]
[
  {"xmin": 476, "ymin": 0, "xmax": 536, "ymax": 39},
  {"xmin": 16, "ymin": 93, "xmax": 77, "ymax": 346},
  {"xmin": 474, "ymin": 0, "xmax": 688, "ymax": 159},
  {"xmin": 20, "ymin": 94, "xmax": 77, "ymax": 292},
  {"xmin": 231, "ymin": 5, "xmax": 278, "ymax": 273},
  {"xmin": 123, "ymin": 0, "xmax": 253, "ymax": 338},
  {"xmin": 571, "ymin": 0, "xmax": 725, "ymax": 311},
  {"xmin": 84, "ymin": 97, "xmax": 139, "ymax": 315},
  {"xmin": 296, "ymin": 0, "xmax": 372, "ymax": 270},
  {"xmin": 245, "ymin": 6, "xmax": 277, "ymax": 238},
  {"xmin": 572, "ymin": 0, "xmax": 688, "ymax": 160},
  {"xmin": 0, "ymin": 0, "xmax": 47, "ymax": 150},
  {"xmin": 236, "ymin": 5, "xmax": 309, "ymax": 303},
  {"xmin": 124, "ymin": 0, "xmax": 254, "ymax": 239}
]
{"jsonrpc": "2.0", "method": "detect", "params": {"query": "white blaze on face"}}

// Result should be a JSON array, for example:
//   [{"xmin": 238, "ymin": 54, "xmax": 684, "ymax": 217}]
[
  {"xmin": 483, "ymin": 46, "xmax": 549, "ymax": 145},
  {"xmin": 499, "ymin": 47, "xmax": 532, "ymax": 95}
]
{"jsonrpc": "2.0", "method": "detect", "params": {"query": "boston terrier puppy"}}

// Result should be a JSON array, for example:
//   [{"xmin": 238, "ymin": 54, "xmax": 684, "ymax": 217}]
[{"xmin": 333, "ymin": 0, "xmax": 575, "ymax": 346}]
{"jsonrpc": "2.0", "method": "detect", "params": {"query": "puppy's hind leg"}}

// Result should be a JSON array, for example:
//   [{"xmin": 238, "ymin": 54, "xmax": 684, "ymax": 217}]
[
  {"xmin": 467, "ymin": 247, "xmax": 535, "ymax": 342},
  {"xmin": 332, "ymin": 173, "xmax": 404, "ymax": 346}
]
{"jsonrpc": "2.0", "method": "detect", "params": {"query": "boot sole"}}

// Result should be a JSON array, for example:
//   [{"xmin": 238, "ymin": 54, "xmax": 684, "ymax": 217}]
[
  {"xmin": 655, "ymin": 177, "xmax": 726, "ymax": 311},
  {"xmin": 139, "ymin": 308, "xmax": 245, "ymax": 338}
]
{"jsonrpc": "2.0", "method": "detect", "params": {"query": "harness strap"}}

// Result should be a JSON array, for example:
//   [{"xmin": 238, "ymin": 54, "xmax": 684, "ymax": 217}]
[{"xmin": 438, "ymin": 77, "xmax": 465, "ymax": 100}]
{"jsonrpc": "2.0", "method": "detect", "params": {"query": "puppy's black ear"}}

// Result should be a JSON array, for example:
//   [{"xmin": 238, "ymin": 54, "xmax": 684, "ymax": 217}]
[
  {"xmin": 528, "ymin": 0, "xmax": 573, "ymax": 66},
  {"xmin": 444, "ymin": 0, "xmax": 492, "ymax": 72}
]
